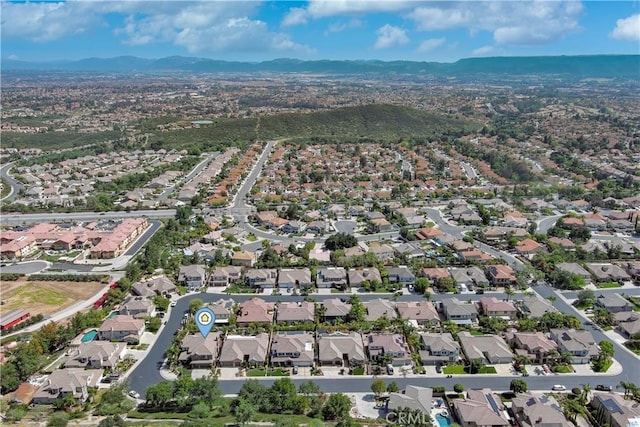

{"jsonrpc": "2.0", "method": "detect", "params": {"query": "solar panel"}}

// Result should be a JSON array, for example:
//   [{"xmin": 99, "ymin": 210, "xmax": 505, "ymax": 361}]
[
  {"xmin": 486, "ymin": 393, "xmax": 501, "ymax": 413},
  {"xmin": 600, "ymin": 396, "xmax": 623, "ymax": 414}
]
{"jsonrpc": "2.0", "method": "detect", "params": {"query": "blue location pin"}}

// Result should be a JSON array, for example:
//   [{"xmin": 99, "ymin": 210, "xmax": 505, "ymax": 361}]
[{"xmin": 195, "ymin": 307, "xmax": 215, "ymax": 338}]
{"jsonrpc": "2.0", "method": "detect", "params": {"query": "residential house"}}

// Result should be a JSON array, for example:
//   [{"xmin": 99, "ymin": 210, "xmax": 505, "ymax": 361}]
[
  {"xmin": 515, "ymin": 238, "xmax": 545, "ymax": 256},
  {"xmin": 366, "ymin": 333, "xmax": 411, "ymax": 366},
  {"xmin": 245, "ymin": 269, "xmax": 278, "ymax": 289},
  {"xmin": 595, "ymin": 293, "xmax": 633, "ymax": 313},
  {"xmin": 396, "ymin": 301, "xmax": 440, "ymax": 326},
  {"xmin": 386, "ymin": 266, "xmax": 416, "ymax": 286},
  {"xmin": 452, "ymin": 388, "xmax": 510, "ymax": 427},
  {"xmin": 32, "ymin": 368, "xmax": 100, "ymax": 405},
  {"xmin": 367, "ymin": 243, "xmax": 395, "ymax": 262},
  {"xmin": 119, "ymin": 296, "xmax": 154, "ymax": 319},
  {"xmin": 422, "ymin": 267, "xmax": 452, "ymax": 285},
  {"xmin": 236, "ymin": 298, "xmax": 275, "ymax": 326},
  {"xmin": 317, "ymin": 332, "xmax": 365, "ymax": 367},
  {"xmin": 369, "ymin": 218, "xmax": 393, "ymax": 232},
  {"xmin": 231, "ymin": 251, "xmax": 256, "ymax": 267},
  {"xmin": 616, "ymin": 312, "xmax": 640, "ymax": 338},
  {"xmin": 132, "ymin": 275, "xmax": 176, "ymax": 297},
  {"xmin": 547, "ymin": 237, "xmax": 576, "ymax": 251},
  {"xmin": 458, "ymin": 331, "xmax": 513, "ymax": 364},
  {"xmin": 394, "ymin": 242, "xmax": 424, "ymax": 259},
  {"xmin": 210, "ymin": 266, "xmax": 243, "ymax": 287},
  {"xmin": 415, "ymin": 227, "xmax": 444, "ymax": 241},
  {"xmin": 511, "ymin": 394, "xmax": 571, "ymax": 427},
  {"xmin": 364, "ymin": 298, "xmax": 397, "ymax": 321},
  {"xmin": 306, "ymin": 220, "xmax": 327, "ymax": 234},
  {"xmin": 592, "ymin": 392, "xmax": 640, "ymax": 427},
  {"xmin": 517, "ymin": 296, "xmax": 559, "ymax": 318},
  {"xmin": 178, "ymin": 265, "xmax": 208, "ymax": 291},
  {"xmin": 585, "ymin": 263, "xmax": 631, "ymax": 283},
  {"xmin": 64, "ymin": 342, "xmax": 126, "ymax": 369},
  {"xmin": 418, "ymin": 333, "xmax": 460, "ymax": 366},
  {"xmin": 270, "ymin": 332, "xmax": 315, "ymax": 367},
  {"xmin": 387, "ymin": 386, "xmax": 433, "ymax": 415},
  {"xmin": 218, "ymin": 333, "xmax": 270, "ymax": 367},
  {"xmin": 486, "ymin": 265, "xmax": 516, "ymax": 287},
  {"xmin": 320, "ymin": 298, "xmax": 351, "ymax": 323},
  {"xmin": 179, "ymin": 333, "xmax": 222, "ymax": 369},
  {"xmin": 255, "ymin": 210, "xmax": 278, "ymax": 226},
  {"xmin": 316, "ymin": 267, "xmax": 348, "ymax": 289},
  {"xmin": 98, "ymin": 315, "xmax": 145, "ymax": 343},
  {"xmin": 441, "ymin": 298, "xmax": 478, "ymax": 325},
  {"xmin": 277, "ymin": 302, "xmax": 315, "ymax": 324},
  {"xmin": 478, "ymin": 297, "xmax": 518, "ymax": 319},
  {"xmin": 549, "ymin": 328, "xmax": 599, "ymax": 364},
  {"xmin": 207, "ymin": 299, "xmax": 234, "ymax": 324},
  {"xmin": 556, "ymin": 263, "xmax": 592, "ymax": 281},
  {"xmin": 504, "ymin": 332, "xmax": 558, "ymax": 364},
  {"xmin": 278, "ymin": 268, "xmax": 312, "ymax": 290},
  {"xmin": 348, "ymin": 268, "xmax": 382, "ymax": 288},
  {"xmin": 450, "ymin": 267, "xmax": 489, "ymax": 290}
]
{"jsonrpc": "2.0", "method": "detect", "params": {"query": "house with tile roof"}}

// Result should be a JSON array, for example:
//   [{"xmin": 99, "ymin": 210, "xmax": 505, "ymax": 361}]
[
  {"xmin": 452, "ymin": 388, "xmax": 510, "ymax": 427},
  {"xmin": 511, "ymin": 394, "xmax": 571, "ymax": 427},
  {"xmin": 270, "ymin": 332, "xmax": 315, "ymax": 367},
  {"xmin": 478, "ymin": 297, "xmax": 518, "ymax": 320},
  {"xmin": 98, "ymin": 315, "xmax": 144, "ymax": 343},
  {"xmin": 218, "ymin": 333, "xmax": 270, "ymax": 367},
  {"xmin": 396, "ymin": 301, "xmax": 440, "ymax": 326},
  {"xmin": 458, "ymin": 332, "xmax": 513, "ymax": 364},
  {"xmin": 64, "ymin": 342, "xmax": 126, "ymax": 369},
  {"xmin": 317, "ymin": 332, "xmax": 365, "ymax": 367},
  {"xmin": 179, "ymin": 333, "xmax": 222, "ymax": 369},
  {"xmin": 549, "ymin": 328, "xmax": 599, "ymax": 364},
  {"xmin": 319, "ymin": 298, "xmax": 352, "ymax": 323},
  {"xmin": 277, "ymin": 301, "xmax": 315, "ymax": 324},
  {"xmin": 418, "ymin": 333, "xmax": 460, "ymax": 365},
  {"xmin": 236, "ymin": 298, "xmax": 275, "ymax": 326}
]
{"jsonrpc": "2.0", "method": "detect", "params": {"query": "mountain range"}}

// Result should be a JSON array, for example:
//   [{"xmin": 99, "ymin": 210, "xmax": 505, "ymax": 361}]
[{"xmin": 3, "ymin": 55, "xmax": 639, "ymax": 78}]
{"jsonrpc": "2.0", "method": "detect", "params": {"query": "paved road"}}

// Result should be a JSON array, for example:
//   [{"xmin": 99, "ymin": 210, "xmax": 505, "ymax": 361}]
[
  {"xmin": 158, "ymin": 153, "xmax": 218, "ymax": 201},
  {"xmin": 537, "ymin": 214, "xmax": 563, "ymax": 234},
  {"xmin": 232, "ymin": 140, "xmax": 276, "ymax": 213},
  {"xmin": 124, "ymin": 220, "xmax": 163, "ymax": 256},
  {"xmin": 0, "ymin": 161, "xmax": 23, "ymax": 202},
  {"xmin": 0, "ymin": 209, "xmax": 175, "ymax": 226},
  {"xmin": 0, "ymin": 260, "xmax": 48, "ymax": 274}
]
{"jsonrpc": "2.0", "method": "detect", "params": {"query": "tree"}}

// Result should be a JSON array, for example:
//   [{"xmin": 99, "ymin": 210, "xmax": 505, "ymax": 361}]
[
  {"xmin": 322, "ymin": 393, "xmax": 351, "ymax": 421},
  {"xmin": 324, "ymin": 232, "xmax": 358, "ymax": 251},
  {"xmin": 189, "ymin": 402, "xmax": 210, "ymax": 419},
  {"xmin": 580, "ymin": 383, "xmax": 592, "ymax": 406},
  {"xmin": 453, "ymin": 383, "xmax": 465, "ymax": 393},
  {"xmin": 188, "ymin": 298, "xmax": 203, "ymax": 314},
  {"xmin": 510, "ymin": 379, "xmax": 528, "ymax": 393},
  {"xmin": 46, "ymin": 412, "xmax": 70, "ymax": 427},
  {"xmin": 576, "ymin": 290, "xmax": 595, "ymax": 308},
  {"xmin": 371, "ymin": 378, "xmax": 387, "ymax": 396},
  {"xmin": 299, "ymin": 381, "xmax": 321, "ymax": 395},
  {"xmin": 97, "ymin": 416, "xmax": 125, "ymax": 427},
  {"xmin": 387, "ymin": 382, "xmax": 399, "ymax": 393},
  {"xmin": 561, "ymin": 398, "xmax": 583, "ymax": 423},
  {"xmin": 268, "ymin": 377, "xmax": 298, "ymax": 413},
  {"xmin": 599, "ymin": 340, "xmax": 614, "ymax": 359},
  {"xmin": 238, "ymin": 379, "xmax": 268, "ymax": 409},
  {"xmin": 233, "ymin": 399, "xmax": 256, "ymax": 426},
  {"xmin": 145, "ymin": 381, "xmax": 173, "ymax": 408}
]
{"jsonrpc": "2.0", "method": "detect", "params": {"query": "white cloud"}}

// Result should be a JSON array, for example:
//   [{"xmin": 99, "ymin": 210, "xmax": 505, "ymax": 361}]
[
  {"xmin": 325, "ymin": 18, "xmax": 364, "ymax": 34},
  {"xmin": 1, "ymin": 0, "xmax": 313, "ymax": 56},
  {"xmin": 282, "ymin": 7, "xmax": 308, "ymax": 27},
  {"xmin": 417, "ymin": 37, "xmax": 446, "ymax": 53},
  {"xmin": 409, "ymin": 1, "xmax": 582, "ymax": 46},
  {"xmin": 610, "ymin": 14, "xmax": 640, "ymax": 41},
  {"xmin": 472, "ymin": 45, "xmax": 499, "ymax": 56},
  {"xmin": 374, "ymin": 24, "xmax": 409, "ymax": 49}
]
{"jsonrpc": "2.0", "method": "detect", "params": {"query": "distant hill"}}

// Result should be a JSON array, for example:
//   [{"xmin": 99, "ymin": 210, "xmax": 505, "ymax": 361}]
[{"xmin": 3, "ymin": 55, "xmax": 638, "ymax": 79}]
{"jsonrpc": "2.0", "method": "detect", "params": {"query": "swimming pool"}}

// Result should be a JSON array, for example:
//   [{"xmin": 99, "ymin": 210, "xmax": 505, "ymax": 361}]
[
  {"xmin": 107, "ymin": 310, "xmax": 118, "ymax": 319},
  {"xmin": 436, "ymin": 414, "xmax": 451, "ymax": 427},
  {"xmin": 81, "ymin": 330, "xmax": 98, "ymax": 343}
]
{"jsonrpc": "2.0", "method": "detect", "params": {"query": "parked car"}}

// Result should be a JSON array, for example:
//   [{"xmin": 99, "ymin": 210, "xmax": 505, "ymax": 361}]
[
  {"xmin": 552, "ymin": 385, "xmax": 566, "ymax": 391},
  {"xmin": 386, "ymin": 364, "xmax": 395, "ymax": 375},
  {"xmin": 595, "ymin": 385, "xmax": 613, "ymax": 391},
  {"xmin": 475, "ymin": 289, "xmax": 485, "ymax": 294},
  {"xmin": 292, "ymin": 366, "xmax": 299, "ymax": 375},
  {"xmin": 435, "ymin": 364, "xmax": 442, "ymax": 373},
  {"xmin": 170, "ymin": 301, "xmax": 177, "ymax": 307},
  {"xmin": 128, "ymin": 390, "xmax": 141, "ymax": 399}
]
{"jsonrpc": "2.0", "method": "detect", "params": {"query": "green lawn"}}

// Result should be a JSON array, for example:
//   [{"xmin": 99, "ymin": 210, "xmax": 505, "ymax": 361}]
[
  {"xmin": 596, "ymin": 282, "xmax": 621, "ymax": 289},
  {"xmin": 223, "ymin": 284, "xmax": 256, "ymax": 294},
  {"xmin": 246, "ymin": 368, "xmax": 290, "ymax": 377},
  {"xmin": 477, "ymin": 366, "xmax": 497, "ymax": 374},
  {"xmin": 469, "ymin": 331, "xmax": 485, "ymax": 336},
  {"xmin": 351, "ymin": 367, "xmax": 365, "ymax": 375},
  {"xmin": 553, "ymin": 364, "xmax": 574, "ymax": 373},
  {"xmin": 443, "ymin": 365, "xmax": 466, "ymax": 374}
]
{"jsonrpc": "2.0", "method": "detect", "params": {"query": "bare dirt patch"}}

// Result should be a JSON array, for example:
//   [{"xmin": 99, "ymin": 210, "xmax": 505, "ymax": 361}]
[{"xmin": 0, "ymin": 278, "xmax": 104, "ymax": 317}]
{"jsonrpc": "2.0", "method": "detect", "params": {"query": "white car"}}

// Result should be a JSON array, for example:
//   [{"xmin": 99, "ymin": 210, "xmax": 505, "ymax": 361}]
[
  {"xmin": 128, "ymin": 390, "xmax": 141, "ymax": 399},
  {"xmin": 170, "ymin": 301, "xmax": 177, "ymax": 307},
  {"xmin": 552, "ymin": 385, "xmax": 566, "ymax": 391}
]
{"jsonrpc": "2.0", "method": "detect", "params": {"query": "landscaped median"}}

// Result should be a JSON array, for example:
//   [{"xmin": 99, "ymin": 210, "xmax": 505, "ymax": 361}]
[
  {"xmin": 442, "ymin": 364, "xmax": 497, "ymax": 374},
  {"xmin": 246, "ymin": 368, "xmax": 290, "ymax": 377}
]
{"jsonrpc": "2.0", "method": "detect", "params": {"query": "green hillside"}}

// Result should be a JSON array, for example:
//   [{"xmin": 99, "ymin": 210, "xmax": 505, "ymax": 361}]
[{"xmin": 148, "ymin": 104, "xmax": 478, "ymax": 152}]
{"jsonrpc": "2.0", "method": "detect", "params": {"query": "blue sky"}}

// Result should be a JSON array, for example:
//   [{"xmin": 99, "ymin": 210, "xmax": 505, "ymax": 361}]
[{"xmin": 1, "ymin": 1, "xmax": 638, "ymax": 62}]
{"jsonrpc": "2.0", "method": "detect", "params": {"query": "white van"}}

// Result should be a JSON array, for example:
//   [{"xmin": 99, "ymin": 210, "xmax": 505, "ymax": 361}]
[{"xmin": 552, "ymin": 385, "xmax": 566, "ymax": 391}]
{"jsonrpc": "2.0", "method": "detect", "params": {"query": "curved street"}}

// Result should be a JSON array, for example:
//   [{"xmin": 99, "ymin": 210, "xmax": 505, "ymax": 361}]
[{"xmin": 0, "ymin": 161, "xmax": 23, "ymax": 202}]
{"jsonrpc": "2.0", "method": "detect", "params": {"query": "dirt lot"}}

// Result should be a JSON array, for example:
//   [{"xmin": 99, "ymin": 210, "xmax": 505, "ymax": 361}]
[{"xmin": 0, "ymin": 278, "xmax": 105, "ymax": 317}]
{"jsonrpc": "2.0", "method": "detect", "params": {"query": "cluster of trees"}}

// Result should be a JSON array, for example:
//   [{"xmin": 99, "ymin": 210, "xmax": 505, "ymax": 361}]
[
  {"xmin": 454, "ymin": 140, "xmax": 535, "ymax": 183},
  {"xmin": 28, "ymin": 274, "xmax": 110, "ymax": 283},
  {"xmin": 592, "ymin": 340, "xmax": 614, "ymax": 372},
  {"xmin": 324, "ymin": 232, "xmax": 358, "ymax": 251},
  {"xmin": 232, "ymin": 379, "xmax": 357, "ymax": 426},
  {"xmin": 144, "ymin": 372, "xmax": 221, "ymax": 411}
]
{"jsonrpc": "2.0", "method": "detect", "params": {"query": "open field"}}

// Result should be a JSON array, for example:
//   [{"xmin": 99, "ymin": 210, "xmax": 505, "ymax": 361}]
[{"xmin": 0, "ymin": 278, "xmax": 104, "ymax": 317}]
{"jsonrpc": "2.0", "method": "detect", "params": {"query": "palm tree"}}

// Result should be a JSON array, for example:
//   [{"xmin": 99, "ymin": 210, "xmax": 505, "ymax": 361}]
[
  {"xmin": 513, "ymin": 355, "xmax": 531, "ymax": 373},
  {"xmin": 505, "ymin": 287, "xmax": 515, "ymax": 301},
  {"xmin": 617, "ymin": 381, "xmax": 632, "ymax": 399},
  {"xmin": 559, "ymin": 351, "xmax": 573, "ymax": 365},
  {"xmin": 545, "ymin": 349, "xmax": 560, "ymax": 366},
  {"xmin": 561, "ymin": 397, "xmax": 582, "ymax": 423},
  {"xmin": 580, "ymin": 383, "xmax": 592, "ymax": 406}
]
